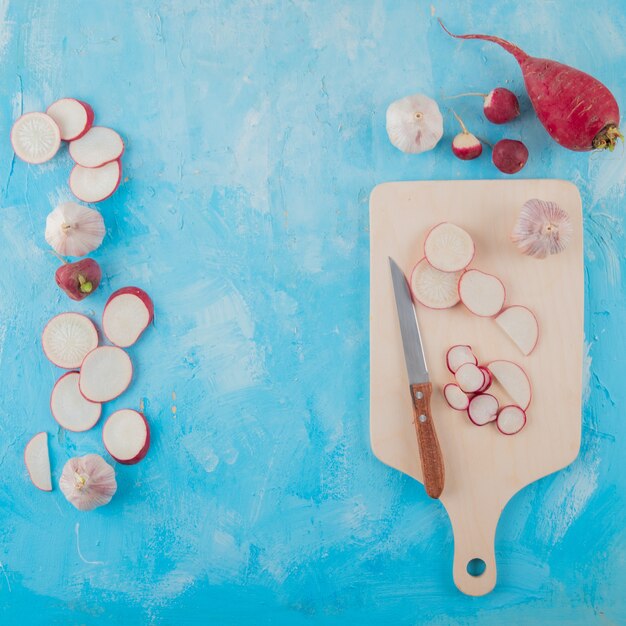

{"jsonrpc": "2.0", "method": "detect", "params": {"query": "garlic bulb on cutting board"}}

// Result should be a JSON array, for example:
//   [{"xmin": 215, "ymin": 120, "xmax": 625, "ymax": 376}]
[{"xmin": 45, "ymin": 202, "xmax": 105, "ymax": 257}]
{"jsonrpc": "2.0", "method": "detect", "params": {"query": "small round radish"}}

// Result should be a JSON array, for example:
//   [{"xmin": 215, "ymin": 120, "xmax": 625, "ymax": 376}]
[
  {"xmin": 24, "ymin": 432, "xmax": 52, "ymax": 492},
  {"xmin": 69, "ymin": 126, "xmax": 124, "ymax": 168},
  {"xmin": 42, "ymin": 313, "xmax": 99, "ymax": 369},
  {"xmin": 446, "ymin": 344, "xmax": 477, "ymax": 373},
  {"xmin": 492, "ymin": 139, "xmax": 528, "ymax": 174},
  {"xmin": 487, "ymin": 360, "xmax": 532, "ymax": 410},
  {"xmin": 496, "ymin": 405, "xmax": 527, "ymax": 435},
  {"xmin": 410, "ymin": 258, "xmax": 462, "ymax": 309},
  {"xmin": 102, "ymin": 287, "xmax": 154, "ymax": 347},
  {"xmin": 10, "ymin": 112, "xmax": 61, "ymax": 164},
  {"xmin": 455, "ymin": 362, "xmax": 485, "ymax": 394},
  {"xmin": 424, "ymin": 222, "xmax": 474, "ymax": 272},
  {"xmin": 70, "ymin": 160, "xmax": 121, "ymax": 203},
  {"xmin": 484, "ymin": 88, "xmax": 520, "ymax": 124},
  {"xmin": 458, "ymin": 269, "xmax": 506, "ymax": 317},
  {"xmin": 477, "ymin": 366, "xmax": 493, "ymax": 393},
  {"xmin": 46, "ymin": 98, "xmax": 94, "ymax": 141},
  {"xmin": 495, "ymin": 306, "xmax": 539, "ymax": 355},
  {"xmin": 451, "ymin": 111, "xmax": 482, "ymax": 160},
  {"xmin": 103, "ymin": 409, "xmax": 150, "ymax": 465},
  {"xmin": 443, "ymin": 383, "xmax": 470, "ymax": 411},
  {"xmin": 467, "ymin": 393, "xmax": 499, "ymax": 426},
  {"xmin": 50, "ymin": 371, "xmax": 101, "ymax": 432},
  {"xmin": 79, "ymin": 346, "xmax": 133, "ymax": 402}
]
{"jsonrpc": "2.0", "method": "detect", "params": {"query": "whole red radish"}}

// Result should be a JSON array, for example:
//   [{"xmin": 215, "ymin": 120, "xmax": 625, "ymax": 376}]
[
  {"xmin": 55, "ymin": 258, "xmax": 102, "ymax": 301},
  {"xmin": 492, "ymin": 139, "xmax": 528, "ymax": 174},
  {"xmin": 451, "ymin": 111, "xmax": 482, "ymax": 160},
  {"xmin": 440, "ymin": 20, "xmax": 622, "ymax": 151},
  {"xmin": 448, "ymin": 88, "xmax": 520, "ymax": 124}
]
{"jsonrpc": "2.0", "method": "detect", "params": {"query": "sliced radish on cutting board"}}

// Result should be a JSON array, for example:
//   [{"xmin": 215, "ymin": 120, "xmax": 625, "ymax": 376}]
[
  {"xmin": 477, "ymin": 366, "xmax": 493, "ymax": 393},
  {"xmin": 70, "ymin": 160, "xmax": 121, "ymax": 203},
  {"xmin": 410, "ymin": 258, "xmax": 462, "ymax": 309},
  {"xmin": 79, "ymin": 346, "xmax": 133, "ymax": 402},
  {"xmin": 102, "ymin": 409, "xmax": 150, "ymax": 465},
  {"xmin": 50, "ymin": 371, "xmax": 102, "ymax": 432},
  {"xmin": 446, "ymin": 344, "xmax": 477, "ymax": 373},
  {"xmin": 455, "ymin": 362, "xmax": 485, "ymax": 393},
  {"xmin": 24, "ymin": 432, "xmax": 52, "ymax": 491},
  {"xmin": 69, "ymin": 126, "xmax": 124, "ymax": 167},
  {"xmin": 497, "ymin": 405, "xmax": 527, "ymax": 435},
  {"xmin": 102, "ymin": 287, "xmax": 154, "ymax": 347},
  {"xmin": 42, "ymin": 313, "xmax": 99, "ymax": 369},
  {"xmin": 458, "ymin": 269, "xmax": 506, "ymax": 317},
  {"xmin": 495, "ymin": 305, "xmax": 539, "ymax": 355},
  {"xmin": 467, "ymin": 393, "xmax": 499, "ymax": 426},
  {"xmin": 46, "ymin": 98, "xmax": 94, "ymax": 141},
  {"xmin": 11, "ymin": 112, "xmax": 61, "ymax": 164},
  {"xmin": 424, "ymin": 222, "xmax": 475, "ymax": 272},
  {"xmin": 487, "ymin": 360, "xmax": 532, "ymax": 410},
  {"xmin": 443, "ymin": 383, "xmax": 470, "ymax": 410}
]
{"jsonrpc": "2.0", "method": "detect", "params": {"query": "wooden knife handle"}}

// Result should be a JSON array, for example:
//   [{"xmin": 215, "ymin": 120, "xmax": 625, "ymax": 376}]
[{"xmin": 410, "ymin": 382, "xmax": 445, "ymax": 499}]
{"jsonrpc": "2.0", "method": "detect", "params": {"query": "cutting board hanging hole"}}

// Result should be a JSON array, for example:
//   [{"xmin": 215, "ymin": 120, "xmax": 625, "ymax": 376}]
[{"xmin": 467, "ymin": 558, "xmax": 486, "ymax": 577}]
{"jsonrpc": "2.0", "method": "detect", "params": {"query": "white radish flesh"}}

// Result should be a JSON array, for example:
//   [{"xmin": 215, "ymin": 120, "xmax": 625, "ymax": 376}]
[
  {"xmin": 69, "ymin": 126, "xmax": 124, "ymax": 168},
  {"xmin": 458, "ymin": 269, "xmax": 506, "ymax": 317},
  {"xmin": 424, "ymin": 222, "xmax": 474, "ymax": 272},
  {"xmin": 497, "ymin": 405, "xmax": 527, "ymax": 435},
  {"xmin": 42, "ymin": 313, "xmax": 98, "ymax": 369},
  {"xmin": 70, "ymin": 160, "xmax": 121, "ymax": 203},
  {"xmin": 487, "ymin": 360, "xmax": 532, "ymax": 410},
  {"xmin": 11, "ymin": 112, "xmax": 61, "ymax": 164},
  {"xmin": 102, "ymin": 287, "xmax": 154, "ymax": 347},
  {"xmin": 446, "ymin": 344, "xmax": 477, "ymax": 373},
  {"xmin": 410, "ymin": 258, "xmax": 462, "ymax": 309},
  {"xmin": 24, "ymin": 432, "xmax": 52, "ymax": 491},
  {"xmin": 468, "ymin": 394, "xmax": 499, "ymax": 426},
  {"xmin": 455, "ymin": 362, "xmax": 485, "ymax": 393},
  {"xmin": 495, "ymin": 305, "xmax": 539, "ymax": 355},
  {"xmin": 50, "ymin": 371, "xmax": 101, "ymax": 432},
  {"xmin": 46, "ymin": 98, "xmax": 94, "ymax": 141},
  {"xmin": 102, "ymin": 409, "xmax": 150, "ymax": 465},
  {"xmin": 79, "ymin": 346, "xmax": 133, "ymax": 402},
  {"xmin": 443, "ymin": 383, "xmax": 470, "ymax": 410}
]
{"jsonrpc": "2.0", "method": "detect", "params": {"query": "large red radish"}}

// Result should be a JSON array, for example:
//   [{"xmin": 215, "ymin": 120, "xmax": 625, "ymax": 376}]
[
  {"xmin": 24, "ymin": 432, "xmax": 52, "ymax": 491},
  {"xmin": 410, "ymin": 258, "xmax": 462, "ymax": 309},
  {"xmin": 492, "ymin": 139, "xmax": 528, "ymax": 174},
  {"xmin": 102, "ymin": 409, "xmax": 150, "ymax": 465},
  {"xmin": 424, "ymin": 222, "xmax": 474, "ymax": 272},
  {"xmin": 79, "ymin": 346, "xmax": 133, "ymax": 402},
  {"xmin": 46, "ymin": 98, "xmax": 94, "ymax": 141},
  {"xmin": 70, "ymin": 160, "xmax": 121, "ymax": 203},
  {"xmin": 467, "ymin": 393, "xmax": 499, "ymax": 426},
  {"xmin": 42, "ymin": 312, "xmax": 98, "ymax": 369},
  {"xmin": 69, "ymin": 126, "xmax": 124, "ymax": 167},
  {"xmin": 446, "ymin": 344, "xmax": 477, "ymax": 373},
  {"xmin": 458, "ymin": 269, "xmax": 506, "ymax": 317},
  {"xmin": 50, "ymin": 371, "xmax": 101, "ymax": 432},
  {"xmin": 439, "ymin": 21, "xmax": 622, "ymax": 152},
  {"xmin": 102, "ymin": 287, "xmax": 154, "ymax": 347},
  {"xmin": 455, "ymin": 362, "xmax": 485, "ymax": 394},
  {"xmin": 496, "ymin": 405, "xmax": 527, "ymax": 435},
  {"xmin": 11, "ymin": 112, "xmax": 61, "ymax": 164},
  {"xmin": 487, "ymin": 360, "xmax": 532, "ymax": 410},
  {"xmin": 495, "ymin": 305, "xmax": 539, "ymax": 355},
  {"xmin": 443, "ymin": 383, "xmax": 470, "ymax": 411}
]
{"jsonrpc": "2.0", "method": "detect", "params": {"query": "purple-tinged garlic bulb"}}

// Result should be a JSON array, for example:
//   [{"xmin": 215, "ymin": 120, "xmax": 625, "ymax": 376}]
[
  {"xmin": 59, "ymin": 454, "xmax": 117, "ymax": 511},
  {"xmin": 511, "ymin": 199, "xmax": 573, "ymax": 259}
]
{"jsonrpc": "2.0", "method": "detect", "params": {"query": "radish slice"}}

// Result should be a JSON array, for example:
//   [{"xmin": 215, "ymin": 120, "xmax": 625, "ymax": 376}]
[
  {"xmin": 10, "ymin": 112, "xmax": 61, "ymax": 164},
  {"xmin": 455, "ymin": 362, "xmax": 485, "ymax": 393},
  {"xmin": 497, "ymin": 405, "xmax": 527, "ymax": 435},
  {"xmin": 69, "ymin": 126, "xmax": 124, "ymax": 168},
  {"xmin": 424, "ymin": 222, "xmax": 475, "ymax": 272},
  {"xmin": 50, "ymin": 371, "xmax": 102, "ymax": 432},
  {"xmin": 410, "ymin": 257, "xmax": 462, "ymax": 309},
  {"xmin": 102, "ymin": 287, "xmax": 154, "ymax": 347},
  {"xmin": 468, "ymin": 393, "xmax": 499, "ymax": 426},
  {"xmin": 443, "ymin": 383, "xmax": 470, "ymax": 410},
  {"xmin": 487, "ymin": 360, "xmax": 532, "ymax": 410},
  {"xmin": 102, "ymin": 409, "xmax": 150, "ymax": 465},
  {"xmin": 69, "ymin": 160, "xmax": 121, "ymax": 203},
  {"xmin": 46, "ymin": 98, "xmax": 94, "ymax": 141},
  {"xmin": 477, "ymin": 366, "xmax": 493, "ymax": 393},
  {"xmin": 24, "ymin": 432, "xmax": 52, "ymax": 491},
  {"xmin": 42, "ymin": 313, "xmax": 98, "ymax": 369},
  {"xmin": 458, "ymin": 269, "xmax": 506, "ymax": 317},
  {"xmin": 446, "ymin": 344, "xmax": 477, "ymax": 373},
  {"xmin": 495, "ymin": 305, "xmax": 539, "ymax": 355},
  {"xmin": 79, "ymin": 346, "xmax": 133, "ymax": 402}
]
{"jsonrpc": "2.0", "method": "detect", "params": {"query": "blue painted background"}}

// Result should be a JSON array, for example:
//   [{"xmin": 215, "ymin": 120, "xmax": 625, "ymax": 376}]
[{"xmin": 1, "ymin": 1, "xmax": 625, "ymax": 624}]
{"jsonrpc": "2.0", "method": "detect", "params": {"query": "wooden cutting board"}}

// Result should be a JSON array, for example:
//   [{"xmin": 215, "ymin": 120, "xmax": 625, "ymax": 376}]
[{"xmin": 369, "ymin": 179, "xmax": 583, "ymax": 596}]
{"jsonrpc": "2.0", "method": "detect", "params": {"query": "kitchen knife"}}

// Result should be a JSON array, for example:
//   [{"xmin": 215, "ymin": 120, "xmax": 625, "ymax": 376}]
[{"xmin": 389, "ymin": 257, "xmax": 445, "ymax": 499}]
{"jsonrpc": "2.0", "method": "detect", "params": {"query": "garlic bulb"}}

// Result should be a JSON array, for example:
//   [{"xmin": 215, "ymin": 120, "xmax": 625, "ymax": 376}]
[
  {"xmin": 59, "ymin": 454, "xmax": 117, "ymax": 511},
  {"xmin": 45, "ymin": 202, "xmax": 105, "ymax": 257},
  {"xmin": 386, "ymin": 94, "xmax": 444, "ymax": 154},
  {"xmin": 511, "ymin": 199, "xmax": 573, "ymax": 259}
]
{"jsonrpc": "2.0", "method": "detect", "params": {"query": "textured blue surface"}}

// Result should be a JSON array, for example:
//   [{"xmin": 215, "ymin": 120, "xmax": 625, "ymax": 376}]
[{"xmin": 1, "ymin": 1, "xmax": 625, "ymax": 624}]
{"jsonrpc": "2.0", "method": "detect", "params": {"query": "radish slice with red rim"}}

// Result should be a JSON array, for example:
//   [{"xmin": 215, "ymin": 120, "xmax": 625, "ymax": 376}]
[
  {"xmin": 496, "ymin": 405, "xmax": 527, "ymax": 435},
  {"xmin": 424, "ymin": 222, "xmax": 474, "ymax": 272},
  {"xmin": 24, "ymin": 432, "xmax": 52, "ymax": 491},
  {"xmin": 446, "ymin": 344, "xmax": 477, "ymax": 373},
  {"xmin": 410, "ymin": 257, "xmax": 462, "ymax": 309},
  {"xmin": 42, "ymin": 313, "xmax": 98, "ymax": 369},
  {"xmin": 70, "ymin": 160, "xmax": 121, "ymax": 203},
  {"xmin": 443, "ymin": 383, "xmax": 470, "ymax": 410},
  {"xmin": 467, "ymin": 393, "xmax": 499, "ymax": 426},
  {"xmin": 495, "ymin": 306, "xmax": 539, "ymax": 355},
  {"xmin": 102, "ymin": 409, "xmax": 150, "ymax": 465},
  {"xmin": 455, "ymin": 362, "xmax": 485, "ymax": 393},
  {"xmin": 487, "ymin": 360, "xmax": 532, "ymax": 410},
  {"xmin": 46, "ymin": 98, "xmax": 94, "ymax": 141},
  {"xmin": 11, "ymin": 112, "xmax": 61, "ymax": 164},
  {"xmin": 69, "ymin": 126, "xmax": 124, "ymax": 167},
  {"xmin": 79, "ymin": 346, "xmax": 133, "ymax": 402},
  {"xmin": 50, "ymin": 371, "xmax": 101, "ymax": 432},
  {"xmin": 477, "ymin": 366, "xmax": 493, "ymax": 392},
  {"xmin": 102, "ymin": 287, "xmax": 154, "ymax": 347},
  {"xmin": 458, "ymin": 269, "xmax": 506, "ymax": 317}
]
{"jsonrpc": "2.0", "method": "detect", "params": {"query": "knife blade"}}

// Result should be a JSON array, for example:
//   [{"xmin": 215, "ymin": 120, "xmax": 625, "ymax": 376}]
[{"xmin": 389, "ymin": 257, "xmax": 445, "ymax": 499}]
